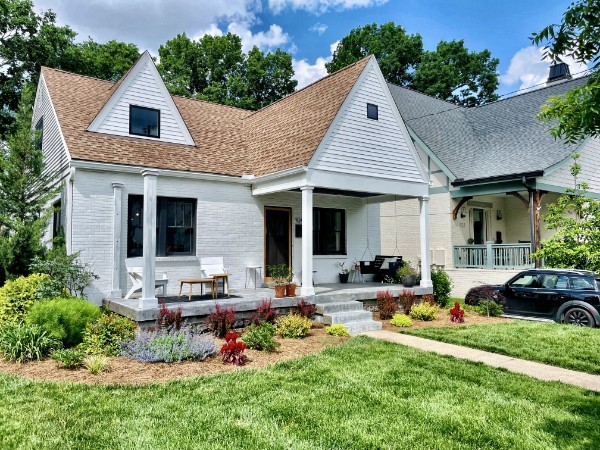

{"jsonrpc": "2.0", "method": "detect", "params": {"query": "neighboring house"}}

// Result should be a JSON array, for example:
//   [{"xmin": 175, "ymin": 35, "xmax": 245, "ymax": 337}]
[
  {"xmin": 33, "ymin": 52, "xmax": 432, "ymax": 307},
  {"xmin": 382, "ymin": 65, "xmax": 600, "ymax": 297}
]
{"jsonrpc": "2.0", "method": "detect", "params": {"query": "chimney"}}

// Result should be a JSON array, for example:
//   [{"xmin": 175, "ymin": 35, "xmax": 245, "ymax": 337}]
[{"xmin": 547, "ymin": 62, "xmax": 571, "ymax": 83}]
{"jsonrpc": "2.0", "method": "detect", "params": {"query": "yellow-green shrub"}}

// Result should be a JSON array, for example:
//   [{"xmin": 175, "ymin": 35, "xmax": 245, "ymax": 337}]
[
  {"xmin": 390, "ymin": 314, "xmax": 413, "ymax": 328},
  {"xmin": 0, "ymin": 273, "xmax": 50, "ymax": 324},
  {"xmin": 82, "ymin": 313, "xmax": 137, "ymax": 356},
  {"xmin": 409, "ymin": 302, "xmax": 438, "ymax": 321},
  {"xmin": 276, "ymin": 313, "xmax": 312, "ymax": 339},
  {"xmin": 326, "ymin": 324, "xmax": 350, "ymax": 337}
]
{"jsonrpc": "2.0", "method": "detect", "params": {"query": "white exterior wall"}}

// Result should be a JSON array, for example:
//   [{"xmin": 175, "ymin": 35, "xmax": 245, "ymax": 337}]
[
  {"xmin": 71, "ymin": 169, "xmax": 380, "ymax": 303},
  {"xmin": 94, "ymin": 64, "xmax": 190, "ymax": 145}
]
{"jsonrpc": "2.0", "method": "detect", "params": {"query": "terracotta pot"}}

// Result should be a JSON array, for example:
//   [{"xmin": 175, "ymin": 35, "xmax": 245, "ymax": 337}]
[
  {"xmin": 274, "ymin": 285, "xmax": 286, "ymax": 298},
  {"xmin": 286, "ymin": 283, "xmax": 297, "ymax": 297}
]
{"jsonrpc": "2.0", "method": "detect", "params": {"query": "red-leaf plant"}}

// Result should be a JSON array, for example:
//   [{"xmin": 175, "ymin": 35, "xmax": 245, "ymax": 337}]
[
  {"xmin": 220, "ymin": 331, "xmax": 247, "ymax": 366},
  {"xmin": 250, "ymin": 299, "xmax": 278, "ymax": 325},
  {"xmin": 377, "ymin": 290, "xmax": 398, "ymax": 319},
  {"xmin": 449, "ymin": 302, "xmax": 465, "ymax": 323},
  {"xmin": 155, "ymin": 301, "xmax": 184, "ymax": 331},
  {"xmin": 398, "ymin": 290, "xmax": 416, "ymax": 315},
  {"xmin": 292, "ymin": 298, "xmax": 316, "ymax": 319},
  {"xmin": 207, "ymin": 304, "xmax": 236, "ymax": 338}
]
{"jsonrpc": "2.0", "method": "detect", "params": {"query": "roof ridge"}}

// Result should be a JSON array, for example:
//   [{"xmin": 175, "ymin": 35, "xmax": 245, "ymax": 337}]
[
  {"xmin": 387, "ymin": 82, "xmax": 462, "ymax": 108},
  {"xmin": 243, "ymin": 55, "xmax": 372, "ymax": 119}
]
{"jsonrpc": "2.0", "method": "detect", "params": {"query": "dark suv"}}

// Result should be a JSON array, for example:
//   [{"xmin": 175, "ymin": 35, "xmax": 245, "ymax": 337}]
[{"xmin": 497, "ymin": 269, "xmax": 600, "ymax": 327}]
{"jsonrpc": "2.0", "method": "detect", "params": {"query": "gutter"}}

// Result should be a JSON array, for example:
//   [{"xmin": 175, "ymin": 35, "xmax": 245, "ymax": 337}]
[{"xmin": 452, "ymin": 170, "xmax": 544, "ymax": 187}]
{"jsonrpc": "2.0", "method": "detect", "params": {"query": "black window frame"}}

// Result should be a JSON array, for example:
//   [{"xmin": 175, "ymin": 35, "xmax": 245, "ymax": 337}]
[
  {"xmin": 367, "ymin": 103, "xmax": 378, "ymax": 120},
  {"xmin": 127, "ymin": 195, "xmax": 196, "ymax": 257},
  {"xmin": 34, "ymin": 117, "xmax": 43, "ymax": 150},
  {"xmin": 313, "ymin": 207, "xmax": 346, "ymax": 255},
  {"xmin": 129, "ymin": 105, "xmax": 160, "ymax": 138},
  {"xmin": 52, "ymin": 199, "xmax": 62, "ymax": 240}
]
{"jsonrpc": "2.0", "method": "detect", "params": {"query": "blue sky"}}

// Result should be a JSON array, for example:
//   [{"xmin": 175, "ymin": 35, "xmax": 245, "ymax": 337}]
[{"xmin": 37, "ymin": 0, "xmax": 583, "ymax": 96}]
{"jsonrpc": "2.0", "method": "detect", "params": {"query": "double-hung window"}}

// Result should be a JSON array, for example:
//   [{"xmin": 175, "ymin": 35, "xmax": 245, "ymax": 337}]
[
  {"xmin": 313, "ymin": 208, "xmax": 346, "ymax": 255},
  {"xmin": 127, "ymin": 195, "xmax": 196, "ymax": 257}
]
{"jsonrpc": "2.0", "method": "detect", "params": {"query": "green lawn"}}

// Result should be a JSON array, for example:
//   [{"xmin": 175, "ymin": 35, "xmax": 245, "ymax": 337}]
[
  {"xmin": 405, "ymin": 321, "xmax": 600, "ymax": 374},
  {"xmin": 1, "ymin": 337, "xmax": 600, "ymax": 449}
]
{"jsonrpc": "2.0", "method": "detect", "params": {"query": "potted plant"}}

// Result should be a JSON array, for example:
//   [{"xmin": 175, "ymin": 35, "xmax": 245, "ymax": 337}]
[
  {"xmin": 467, "ymin": 238, "xmax": 475, "ymax": 245},
  {"xmin": 285, "ymin": 267, "xmax": 297, "ymax": 297},
  {"xmin": 396, "ymin": 261, "xmax": 417, "ymax": 287},
  {"xmin": 337, "ymin": 261, "xmax": 350, "ymax": 283},
  {"xmin": 267, "ymin": 263, "xmax": 289, "ymax": 298}
]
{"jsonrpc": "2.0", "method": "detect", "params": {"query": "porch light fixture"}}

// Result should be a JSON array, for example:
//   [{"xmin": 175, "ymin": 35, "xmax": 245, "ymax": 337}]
[
  {"xmin": 460, "ymin": 207, "xmax": 466, "ymax": 218},
  {"xmin": 496, "ymin": 210, "xmax": 502, "ymax": 220}
]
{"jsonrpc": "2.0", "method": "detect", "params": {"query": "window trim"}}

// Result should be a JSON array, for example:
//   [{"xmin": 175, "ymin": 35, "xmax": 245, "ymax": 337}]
[
  {"xmin": 313, "ymin": 207, "xmax": 346, "ymax": 256},
  {"xmin": 129, "ymin": 105, "xmax": 161, "ymax": 138},
  {"xmin": 127, "ymin": 195, "xmax": 196, "ymax": 257},
  {"xmin": 34, "ymin": 117, "xmax": 43, "ymax": 150},
  {"xmin": 367, "ymin": 103, "xmax": 378, "ymax": 120}
]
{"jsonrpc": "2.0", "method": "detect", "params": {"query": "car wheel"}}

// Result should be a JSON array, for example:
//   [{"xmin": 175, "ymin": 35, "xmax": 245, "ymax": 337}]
[{"xmin": 563, "ymin": 307, "xmax": 595, "ymax": 327}]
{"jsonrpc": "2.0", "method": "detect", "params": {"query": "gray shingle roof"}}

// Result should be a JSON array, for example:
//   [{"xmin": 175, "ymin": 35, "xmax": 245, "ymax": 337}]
[{"xmin": 388, "ymin": 76, "xmax": 590, "ymax": 182}]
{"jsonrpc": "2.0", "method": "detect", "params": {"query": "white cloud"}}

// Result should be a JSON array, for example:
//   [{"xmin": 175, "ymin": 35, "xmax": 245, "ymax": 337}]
[
  {"xmin": 227, "ymin": 23, "xmax": 290, "ymax": 52},
  {"xmin": 269, "ymin": 0, "xmax": 388, "ymax": 14},
  {"xmin": 309, "ymin": 23, "xmax": 328, "ymax": 35},
  {"xmin": 292, "ymin": 40, "xmax": 339, "ymax": 89},
  {"xmin": 500, "ymin": 46, "xmax": 589, "ymax": 91}
]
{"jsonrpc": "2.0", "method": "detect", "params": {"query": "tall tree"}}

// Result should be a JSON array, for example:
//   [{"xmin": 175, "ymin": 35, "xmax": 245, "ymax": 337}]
[
  {"xmin": 0, "ymin": 86, "xmax": 57, "ymax": 279},
  {"xmin": 326, "ymin": 22, "xmax": 423, "ymax": 86},
  {"xmin": 158, "ymin": 33, "xmax": 203, "ymax": 97},
  {"xmin": 63, "ymin": 39, "xmax": 140, "ymax": 82},
  {"xmin": 532, "ymin": 0, "xmax": 600, "ymax": 143},
  {"xmin": 412, "ymin": 40, "xmax": 499, "ymax": 106},
  {"xmin": 326, "ymin": 22, "xmax": 500, "ymax": 106}
]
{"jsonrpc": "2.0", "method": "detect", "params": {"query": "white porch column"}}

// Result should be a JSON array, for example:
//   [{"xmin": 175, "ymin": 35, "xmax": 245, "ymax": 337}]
[
  {"xmin": 300, "ymin": 186, "xmax": 315, "ymax": 296},
  {"xmin": 110, "ymin": 183, "xmax": 124, "ymax": 298},
  {"xmin": 140, "ymin": 169, "xmax": 160, "ymax": 310},
  {"xmin": 419, "ymin": 196, "xmax": 433, "ymax": 288}
]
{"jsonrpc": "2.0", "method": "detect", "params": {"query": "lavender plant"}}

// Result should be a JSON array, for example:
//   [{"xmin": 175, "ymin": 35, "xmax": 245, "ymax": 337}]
[{"xmin": 121, "ymin": 328, "xmax": 216, "ymax": 363}]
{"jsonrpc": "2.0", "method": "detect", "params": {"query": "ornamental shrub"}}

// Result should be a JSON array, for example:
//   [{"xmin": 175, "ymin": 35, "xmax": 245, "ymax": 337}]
[
  {"xmin": 377, "ymin": 290, "xmax": 397, "ymax": 320},
  {"xmin": 206, "ymin": 304, "xmax": 236, "ymax": 338},
  {"xmin": 431, "ymin": 267, "xmax": 453, "ymax": 307},
  {"xmin": 84, "ymin": 355, "xmax": 109, "ymax": 375},
  {"xmin": 326, "ymin": 324, "xmax": 350, "ymax": 337},
  {"xmin": 242, "ymin": 322, "xmax": 278, "ymax": 352},
  {"xmin": 155, "ymin": 302, "xmax": 184, "ymax": 331},
  {"xmin": 398, "ymin": 290, "xmax": 416, "ymax": 314},
  {"xmin": 276, "ymin": 313, "xmax": 312, "ymax": 339},
  {"xmin": 29, "ymin": 250, "xmax": 98, "ymax": 298},
  {"xmin": 51, "ymin": 347, "xmax": 85, "ymax": 369},
  {"xmin": 0, "ymin": 273, "xmax": 51, "ymax": 324},
  {"xmin": 121, "ymin": 328, "xmax": 216, "ymax": 363},
  {"xmin": 449, "ymin": 302, "xmax": 465, "ymax": 323},
  {"xmin": 250, "ymin": 299, "xmax": 278, "ymax": 325},
  {"xmin": 0, "ymin": 322, "xmax": 60, "ymax": 362},
  {"xmin": 474, "ymin": 300, "xmax": 504, "ymax": 317},
  {"xmin": 27, "ymin": 297, "xmax": 102, "ymax": 347},
  {"xmin": 82, "ymin": 313, "xmax": 137, "ymax": 356},
  {"xmin": 292, "ymin": 298, "xmax": 316, "ymax": 319},
  {"xmin": 410, "ymin": 301, "xmax": 438, "ymax": 321},
  {"xmin": 465, "ymin": 285, "xmax": 506, "ymax": 307},
  {"xmin": 220, "ymin": 331, "xmax": 247, "ymax": 365},
  {"xmin": 390, "ymin": 314, "xmax": 413, "ymax": 328}
]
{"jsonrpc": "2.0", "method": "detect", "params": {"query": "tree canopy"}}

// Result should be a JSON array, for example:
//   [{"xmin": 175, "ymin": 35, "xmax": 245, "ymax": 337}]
[
  {"xmin": 532, "ymin": 0, "xmax": 600, "ymax": 143},
  {"xmin": 158, "ymin": 33, "xmax": 296, "ymax": 110},
  {"xmin": 326, "ymin": 22, "xmax": 500, "ymax": 106}
]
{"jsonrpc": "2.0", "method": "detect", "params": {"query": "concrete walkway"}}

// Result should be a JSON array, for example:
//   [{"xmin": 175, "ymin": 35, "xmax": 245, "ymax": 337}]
[{"xmin": 361, "ymin": 330, "xmax": 600, "ymax": 392}]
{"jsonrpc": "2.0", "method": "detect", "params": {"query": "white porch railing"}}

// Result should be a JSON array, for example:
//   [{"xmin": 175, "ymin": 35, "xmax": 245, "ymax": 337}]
[{"xmin": 453, "ymin": 242, "xmax": 532, "ymax": 269}]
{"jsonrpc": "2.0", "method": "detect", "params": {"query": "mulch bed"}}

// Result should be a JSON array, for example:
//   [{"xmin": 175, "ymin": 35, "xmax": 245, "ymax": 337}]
[
  {"xmin": 0, "ymin": 327, "xmax": 348, "ymax": 385},
  {"xmin": 374, "ymin": 308, "xmax": 511, "ymax": 332}
]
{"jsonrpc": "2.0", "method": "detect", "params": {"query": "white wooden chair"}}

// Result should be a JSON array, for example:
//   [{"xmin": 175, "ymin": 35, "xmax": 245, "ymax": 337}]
[
  {"xmin": 125, "ymin": 259, "xmax": 169, "ymax": 299},
  {"xmin": 199, "ymin": 257, "xmax": 227, "ymax": 277}
]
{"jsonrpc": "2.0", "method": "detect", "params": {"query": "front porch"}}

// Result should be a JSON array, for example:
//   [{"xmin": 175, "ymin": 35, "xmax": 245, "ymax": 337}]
[{"xmin": 104, "ymin": 282, "xmax": 433, "ymax": 326}]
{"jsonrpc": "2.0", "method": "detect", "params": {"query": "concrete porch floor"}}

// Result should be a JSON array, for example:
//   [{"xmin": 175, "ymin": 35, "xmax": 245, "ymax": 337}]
[{"xmin": 104, "ymin": 282, "xmax": 433, "ymax": 324}]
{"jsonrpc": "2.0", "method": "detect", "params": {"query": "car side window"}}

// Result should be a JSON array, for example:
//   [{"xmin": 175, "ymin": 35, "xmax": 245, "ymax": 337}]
[
  {"xmin": 541, "ymin": 275, "xmax": 569, "ymax": 289},
  {"xmin": 510, "ymin": 274, "xmax": 540, "ymax": 288},
  {"xmin": 569, "ymin": 277, "xmax": 595, "ymax": 290}
]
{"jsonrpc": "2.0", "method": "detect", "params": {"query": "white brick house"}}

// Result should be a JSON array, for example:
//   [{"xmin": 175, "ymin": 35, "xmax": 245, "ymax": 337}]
[{"xmin": 34, "ymin": 52, "xmax": 432, "ymax": 307}]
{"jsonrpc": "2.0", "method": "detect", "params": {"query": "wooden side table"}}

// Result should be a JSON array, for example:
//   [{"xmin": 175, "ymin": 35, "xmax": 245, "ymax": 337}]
[
  {"xmin": 211, "ymin": 273, "xmax": 230, "ymax": 298},
  {"xmin": 178, "ymin": 278, "xmax": 216, "ymax": 301}
]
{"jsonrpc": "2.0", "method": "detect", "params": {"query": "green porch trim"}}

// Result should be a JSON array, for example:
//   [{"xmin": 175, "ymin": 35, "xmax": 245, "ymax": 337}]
[
  {"xmin": 429, "ymin": 186, "xmax": 449, "ymax": 195},
  {"xmin": 407, "ymin": 126, "xmax": 456, "ymax": 182},
  {"xmin": 450, "ymin": 180, "xmax": 528, "ymax": 198},
  {"xmin": 535, "ymin": 182, "xmax": 600, "ymax": 200}
]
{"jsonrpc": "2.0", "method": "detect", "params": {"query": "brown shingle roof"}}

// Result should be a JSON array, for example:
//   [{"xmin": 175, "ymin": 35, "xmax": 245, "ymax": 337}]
[{"xmin": 41, "ymin": 55, "xmax": 370, "ymax": 177}]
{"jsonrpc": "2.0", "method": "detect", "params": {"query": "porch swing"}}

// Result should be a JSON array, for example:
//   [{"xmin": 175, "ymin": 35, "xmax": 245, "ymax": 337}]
[{"xmin": 359, "ymin": 197, "xmax": 403, "ymax": 280}]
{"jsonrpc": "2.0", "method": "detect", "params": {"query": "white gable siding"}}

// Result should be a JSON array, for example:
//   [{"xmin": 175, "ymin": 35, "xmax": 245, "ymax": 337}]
[
  {"xmin": 33, "ymin": 76, "xmax": 70, "ymax": 176},
  {"xmin": 541, "ymin": 138, "xmax": 600, "ymax": 193},
  {"xmin": 94, "ymin": 64, "xmax": 190, "ymax": 145},
  {"xmin": 311, "ymin": 64, "xmax": 425, "ymax": 183}
]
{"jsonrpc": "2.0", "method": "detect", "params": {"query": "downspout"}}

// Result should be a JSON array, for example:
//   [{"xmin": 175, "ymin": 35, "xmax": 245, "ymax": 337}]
[{"xmin": 67, "ymin": 167, "xmax": 76, "ymax": 255}]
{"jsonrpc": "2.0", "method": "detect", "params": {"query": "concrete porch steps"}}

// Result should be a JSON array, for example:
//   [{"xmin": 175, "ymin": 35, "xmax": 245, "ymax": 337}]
[{"xmin": 313, "ymin": 299, "xmax": 382, "ymax": 335}]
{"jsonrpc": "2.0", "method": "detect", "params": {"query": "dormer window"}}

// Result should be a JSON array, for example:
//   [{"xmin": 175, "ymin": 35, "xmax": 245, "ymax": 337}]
[
  {"xmin": 367, "ymin": 103, "xmax": 378, "ymax": 120},
  {"xmin": 129, "ymin": 105, "xmax": 160, "ymax": 138}
]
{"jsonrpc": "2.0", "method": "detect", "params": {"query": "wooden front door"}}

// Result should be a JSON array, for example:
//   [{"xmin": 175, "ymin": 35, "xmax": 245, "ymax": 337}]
[{"xmin": 264, "ymin": 207, "xmax": 291, "ymax": 279}]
